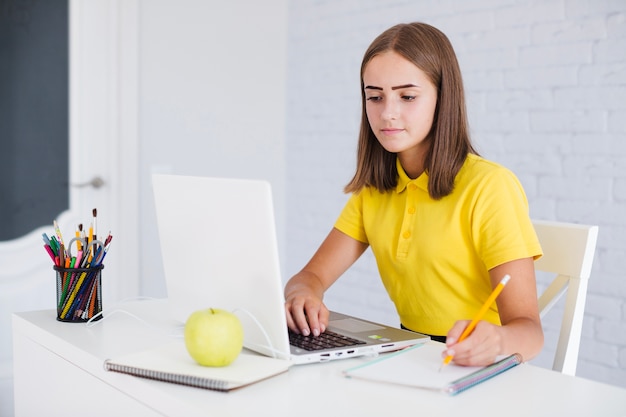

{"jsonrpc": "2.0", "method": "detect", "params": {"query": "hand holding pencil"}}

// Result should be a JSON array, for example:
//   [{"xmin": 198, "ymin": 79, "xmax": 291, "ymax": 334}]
[{"xmin": 439, "ymin": 274, "xmax": 511, "ymax": 371}]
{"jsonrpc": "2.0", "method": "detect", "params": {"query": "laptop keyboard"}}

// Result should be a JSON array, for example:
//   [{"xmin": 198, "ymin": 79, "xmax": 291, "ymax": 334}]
[{"xmin": 289, "ymin": 329, "xmax": 367, "ymax": 351}]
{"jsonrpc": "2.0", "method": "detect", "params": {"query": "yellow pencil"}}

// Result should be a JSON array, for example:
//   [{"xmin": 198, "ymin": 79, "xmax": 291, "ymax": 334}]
[
  {"xmin": 440, "ymin": 274, "xmax": 511, "ymax": 370},
  {"xmin": 88, "ymin": 223, "xmax": 94, "ymax": 257}
]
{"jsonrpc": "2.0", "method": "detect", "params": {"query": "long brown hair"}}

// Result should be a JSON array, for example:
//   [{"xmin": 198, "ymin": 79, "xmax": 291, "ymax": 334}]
[{"xmin": 345, "ymin": 22, "xmax": 477, "ymax": 200}]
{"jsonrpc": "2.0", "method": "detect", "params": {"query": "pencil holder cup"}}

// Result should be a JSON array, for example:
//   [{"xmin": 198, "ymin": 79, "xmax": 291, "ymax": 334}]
[{"xmin": 54, "ymin": 264, "xmax": 104, "ymax": 322}]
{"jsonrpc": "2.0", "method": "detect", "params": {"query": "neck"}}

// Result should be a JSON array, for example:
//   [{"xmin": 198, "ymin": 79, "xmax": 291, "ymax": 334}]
[{"xmin": 398, "ymin": 153, "xmax": 426, "ymax": 179}]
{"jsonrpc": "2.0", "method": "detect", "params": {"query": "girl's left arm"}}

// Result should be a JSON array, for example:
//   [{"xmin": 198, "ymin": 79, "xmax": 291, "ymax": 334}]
[{"xmin": 443, "ymin": 257, "xmax": 544, "ymax": 366}]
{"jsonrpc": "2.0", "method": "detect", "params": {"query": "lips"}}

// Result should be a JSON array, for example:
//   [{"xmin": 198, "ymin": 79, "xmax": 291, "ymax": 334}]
[{"xmin": 381, "ymin": 128, "xmax": 404, "ymax": 135}]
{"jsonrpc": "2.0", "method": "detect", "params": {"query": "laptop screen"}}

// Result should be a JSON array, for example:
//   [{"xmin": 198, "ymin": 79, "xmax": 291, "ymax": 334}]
[{"xmin": 152, "ymin": 174, "xmax": 292, "ymax": 360}]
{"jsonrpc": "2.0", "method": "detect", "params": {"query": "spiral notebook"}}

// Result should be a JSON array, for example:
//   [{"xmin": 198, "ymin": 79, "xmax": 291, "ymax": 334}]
[
  {"xmin": 342, "ymin": 343, "xmax": 521, "ymax": 396},
  {"xmin": 104, "ymin": 342, "xmax": 290, "ymax": 392}
]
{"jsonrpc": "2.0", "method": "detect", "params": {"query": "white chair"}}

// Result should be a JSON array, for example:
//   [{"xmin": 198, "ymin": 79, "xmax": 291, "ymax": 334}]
[{"xmin": 533, "ymin": 219, "xmax": 599, "ymax": 376}]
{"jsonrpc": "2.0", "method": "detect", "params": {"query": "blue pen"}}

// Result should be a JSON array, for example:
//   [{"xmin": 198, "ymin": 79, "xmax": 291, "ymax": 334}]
[
  {"xmin": 97, "ymin": 249, "xmax": 109, "ymax": 265},
  {"xmin": 67, "ymin": 292, "xmax": 81, "ymax": 319},
  {"xmin": 92, "ymin": 246, "xmax": 107, "ymax": 266},
  {"xmin": 69, "ymin": 267, "xmax": 100, "ymax": 318}
]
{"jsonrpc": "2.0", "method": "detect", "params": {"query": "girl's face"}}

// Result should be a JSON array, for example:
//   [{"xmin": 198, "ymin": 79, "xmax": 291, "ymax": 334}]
[{"xmin": 363, "ymin": 50, "xmax": 438, "ymax": 170}]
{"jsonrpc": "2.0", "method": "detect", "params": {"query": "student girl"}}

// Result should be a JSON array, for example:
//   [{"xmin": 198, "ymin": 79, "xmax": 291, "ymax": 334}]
[{"xmin": 284, "ymin": 22, "xmax": 544, "ymax": 367}]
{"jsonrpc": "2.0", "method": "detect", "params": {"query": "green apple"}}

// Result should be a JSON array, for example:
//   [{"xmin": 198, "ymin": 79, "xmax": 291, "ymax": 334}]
[{"xmin": 184, "ymin": 308, "xmax": 244, "ymax": 367}]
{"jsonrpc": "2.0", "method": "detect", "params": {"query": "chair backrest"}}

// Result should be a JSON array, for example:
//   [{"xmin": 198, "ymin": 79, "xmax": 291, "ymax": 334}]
[{"xmin": 533, "ymin": 219, "xmax": 599, "ymax": 376}]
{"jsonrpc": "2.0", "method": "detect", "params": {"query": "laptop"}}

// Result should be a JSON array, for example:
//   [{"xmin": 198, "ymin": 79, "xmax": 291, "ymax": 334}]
[{"xmin": 152, "ymin": 174, "xmax": 429, "ymax": 365}]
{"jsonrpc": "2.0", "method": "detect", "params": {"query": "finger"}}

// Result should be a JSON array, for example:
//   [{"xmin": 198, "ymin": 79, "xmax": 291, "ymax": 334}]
[
  {"xmin": 442, "ymin": 320, "xmax": 482, "ymax": 363},
  {"xmin": 448, "ymin": 323, "xmax": 499, "ymax": 366},
  {"xmin": 445, "ymin": 320, "xmax": 471, "ymax": 347},
  {"xmin": 284, "ymin": 303, "xmax": 299, "ymax": 333},
  {"xmin": 302, "ymin": 303, "xmax": 326, "ymax": 336},
  {"xmin": 318, "ymin": 306, "xmax": 329, "ymax": 333},
  {"xmin": 312, "ymin": 304, "xmax": 329, "ymax": 334},
  {"xmin": 286, "ymin": 299, "xmax": 311, "ymax": 336}
]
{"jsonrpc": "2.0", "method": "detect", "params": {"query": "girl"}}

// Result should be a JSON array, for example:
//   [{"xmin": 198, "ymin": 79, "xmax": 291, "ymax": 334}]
[{"xmin": 284, "ymin": 22, "xmax": 544, "ymax": 366}]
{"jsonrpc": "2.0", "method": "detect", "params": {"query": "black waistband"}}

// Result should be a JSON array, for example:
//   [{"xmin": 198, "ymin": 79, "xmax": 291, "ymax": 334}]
[{"xmin": 401, "ymin": 324, "xmax": 447, "ymax": 344}]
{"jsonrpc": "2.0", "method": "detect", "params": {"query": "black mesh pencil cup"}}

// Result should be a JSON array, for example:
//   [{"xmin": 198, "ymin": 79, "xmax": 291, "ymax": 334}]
[{"xmin": 54, "ymin": 264, "xmax": 104, "ymax": 322}]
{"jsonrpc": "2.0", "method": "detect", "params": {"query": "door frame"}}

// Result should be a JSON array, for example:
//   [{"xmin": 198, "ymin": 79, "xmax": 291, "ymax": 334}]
[{"xmin": 69, "ymin": 0, "xmax": 140, "ymax": 301}]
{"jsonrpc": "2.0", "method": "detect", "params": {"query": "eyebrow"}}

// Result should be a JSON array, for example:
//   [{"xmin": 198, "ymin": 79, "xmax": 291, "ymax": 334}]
[{"xmin": 364, "ymin": 83, "xmax": 420, "ymax": 91}]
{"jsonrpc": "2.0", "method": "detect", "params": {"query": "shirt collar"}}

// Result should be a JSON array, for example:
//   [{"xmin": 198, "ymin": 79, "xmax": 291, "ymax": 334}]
[{"xmin": 395, "ymin": 158, "xmax": 429, "ymax": 193}]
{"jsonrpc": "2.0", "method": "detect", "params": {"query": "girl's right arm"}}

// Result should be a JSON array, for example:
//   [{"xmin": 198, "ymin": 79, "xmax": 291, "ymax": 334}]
[{"xmin": 284, "ymin": 228, "xmax": 368, "ymax": 337}]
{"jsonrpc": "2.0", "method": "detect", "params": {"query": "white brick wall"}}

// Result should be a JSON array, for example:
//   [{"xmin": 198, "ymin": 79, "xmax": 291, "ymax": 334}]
[{"xmin": 286, "ymin": 0, "xmax": 626, "ymax": 387}]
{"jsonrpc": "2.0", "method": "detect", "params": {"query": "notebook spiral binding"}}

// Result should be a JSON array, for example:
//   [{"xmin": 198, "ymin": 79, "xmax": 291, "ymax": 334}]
[
  {"xmin": 104, "ymin": 360, "xmax": 229, "ymax": 392},
  {"xmin": 444, "ymin": 353, "xmax": 523, "ymax": 396}
]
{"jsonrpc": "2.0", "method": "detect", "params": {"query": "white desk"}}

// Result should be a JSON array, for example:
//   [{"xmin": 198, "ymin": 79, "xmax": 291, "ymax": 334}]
[{"xmin": 12, "ymin": 299, "xmax": 626, "ymax": 417}]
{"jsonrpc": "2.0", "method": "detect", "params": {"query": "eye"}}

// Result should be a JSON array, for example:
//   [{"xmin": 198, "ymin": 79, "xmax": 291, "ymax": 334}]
[
  {"xmin": 366, "ymin": 96, "xmax": 382, "ymax": 102},
  {"xmin": 402, "ymin": 95, "xmax": 416, "ymax": 101}
]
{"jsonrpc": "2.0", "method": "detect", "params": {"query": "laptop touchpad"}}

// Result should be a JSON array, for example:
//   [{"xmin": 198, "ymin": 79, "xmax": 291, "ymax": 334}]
[{"xmin": 330, "ymin": 318, "xmax": 385, "ymax": 333}]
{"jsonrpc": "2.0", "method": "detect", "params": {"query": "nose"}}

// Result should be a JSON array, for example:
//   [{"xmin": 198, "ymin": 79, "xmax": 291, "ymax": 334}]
[{"xmin": 382, "ymin": 100, "xmax": 399, "ymax": 121}]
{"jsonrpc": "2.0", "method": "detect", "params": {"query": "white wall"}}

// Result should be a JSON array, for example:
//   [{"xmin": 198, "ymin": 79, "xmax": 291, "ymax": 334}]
[
  {"xmin": 6, "ymin": 4, "xmax": 623, "ymax": 416},
  {"xmin": 138, "ymin": 0, "xmax": 288, "ymax": 297},
  {"xmin": 285, "ymin": 0, "xmax": 626, "ymax": 388}
]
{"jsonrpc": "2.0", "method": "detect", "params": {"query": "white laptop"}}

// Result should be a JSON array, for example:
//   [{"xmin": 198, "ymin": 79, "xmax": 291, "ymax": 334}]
[{"xmin": 152, "ymin": 174, "xmax": 429, "ymax": 365}]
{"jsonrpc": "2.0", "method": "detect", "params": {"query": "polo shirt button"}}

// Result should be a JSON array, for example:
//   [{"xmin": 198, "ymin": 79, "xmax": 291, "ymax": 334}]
[
  {"xmin": 408, "ymin": 184, "xmax": 417, "ymax": 191},
  {"xmin": 407, "ymin": 207, "xmax": 416, "ymax": 214},
  {"xmin": 402, "ymin": 231, "xmax": 411, "ymax": 239}
]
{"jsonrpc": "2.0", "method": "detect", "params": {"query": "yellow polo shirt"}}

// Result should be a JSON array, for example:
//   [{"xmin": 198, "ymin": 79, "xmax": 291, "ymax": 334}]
[{"xmin": 334, "ymin": 154, "xmax": 542, "ymax": 336}]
